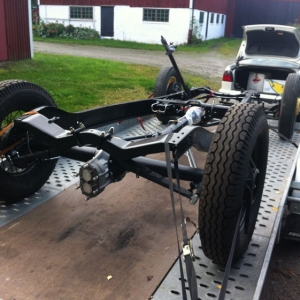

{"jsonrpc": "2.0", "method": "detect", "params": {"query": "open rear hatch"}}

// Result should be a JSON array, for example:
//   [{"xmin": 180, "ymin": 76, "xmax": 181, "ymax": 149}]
[
  {"xmin": 234, "ymin": 25, "xmax": 300, "ymax": 94},
  {"xmin": 245, "ymin": 26, "xmax": 300, "ymax": 57}
]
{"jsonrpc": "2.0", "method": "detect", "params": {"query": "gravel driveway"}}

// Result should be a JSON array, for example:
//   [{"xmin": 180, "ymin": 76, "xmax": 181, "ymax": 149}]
[
  {"xmin": 34, "ymin": 41, "xmax": 233, "ymax": 79},
  {"xmin": 33, "ymin": 41, "xmax": 300, "ymax": 300}
]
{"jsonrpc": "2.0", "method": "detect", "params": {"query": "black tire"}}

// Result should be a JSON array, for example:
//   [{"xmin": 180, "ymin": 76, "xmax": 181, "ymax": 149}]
[
  {"xmin": 198, "ymin": 103, "xmax": 269, "ymax": 265},
  {"xmin": 154, "ymin": 66, "xmax": 183, "ymax": 124},
  {"xmin": 278, "ymin": 73, "xmax": 300, "ymax": 139},
  {"xmin": 0, "ymin": 80, "xmax": 57, "ymax": 204},
  {"xmin": 154, "ymin": 66, "xmax": 182, "ymax": 97}
]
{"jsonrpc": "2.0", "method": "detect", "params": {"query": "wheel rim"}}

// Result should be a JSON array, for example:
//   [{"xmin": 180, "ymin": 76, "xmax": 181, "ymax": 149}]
[
  {"xmin": 295, "ymin": 97, "xmax": 300, "ymax": 116},
  {"xmin": 245, "ymin": 158, "xmax": 260, "ymax": 205},
  {"xmin": 166, "ymin": 76, "xmax": 181, "ymax": 94},
  {"xmin": 0, "ymin": 110, "xmax": 24, "ymax": 129},
  {"xmin": 240, "ymin": 136, "xmax": 263, "ymax": 234},
  {"xmin": 0, "ymin": 110, "xmax": 34, "ymax": 174}
]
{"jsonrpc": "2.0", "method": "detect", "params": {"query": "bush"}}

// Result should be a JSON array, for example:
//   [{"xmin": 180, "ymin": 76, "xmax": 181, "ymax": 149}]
[
  {"xmin": 61, "ymin": 26, "xmax": 100, "ymax": 39},
  {"xmin": 33, "ymin": 21, "xmax": 100, "ymax": 40},
  {"xmin": 64, "ymin": 24, "xmax": 75, "ymax": 35},
  {"xmin": 188, "ymin": 16, "xmax": 203, "ymax": 45}
]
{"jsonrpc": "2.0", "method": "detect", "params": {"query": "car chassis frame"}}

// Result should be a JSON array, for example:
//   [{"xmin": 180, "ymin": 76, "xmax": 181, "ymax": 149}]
[{"xmin": 3, "ymin": 37, "xmax": 275, "ymax": 200}]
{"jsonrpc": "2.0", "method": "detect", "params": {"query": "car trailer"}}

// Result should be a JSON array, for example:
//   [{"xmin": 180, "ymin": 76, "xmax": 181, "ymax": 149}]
[
  {"xmin": 1, "ymin": 37, "xmax": 300, "ymax": 299},
  {"xmin": 1, "ymin": 117, "xmax": 300, "ymax": 300}
]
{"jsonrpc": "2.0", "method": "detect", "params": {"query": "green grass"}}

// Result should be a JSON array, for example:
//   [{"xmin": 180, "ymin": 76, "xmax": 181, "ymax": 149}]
[
  {"xmin": 34, "ymin": 36, "xmax": 165, "ymax": 51},
  {"xmin": 216, "ymin": 38, "xmax": 242, "ymax": 56},
  {"xmin": 34, "ymin": 36, "xmax": 241, "ymax": 55},
  {"xmin": 0, "ymin": 54, "xmax": 220, "ymax": 112},
  {"xmin": 182, "ymin": 37, "xmax": 241, "ymax": 55}
]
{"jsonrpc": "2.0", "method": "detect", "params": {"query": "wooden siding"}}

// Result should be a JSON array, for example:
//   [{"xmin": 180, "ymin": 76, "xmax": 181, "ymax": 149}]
[
  {"xmin": 0, "ymin": 0, "xmax": 8, "ymax": 61},
  {"xmin": 40, "ymin": 0, "xmax": 231, "ymax": 11},
  {"xmin": 225, "ymin": 0, "xmax": 237, "ymax": 37},
  {"xmin": 194, "ymin": 0, "xmax": 230, "ymax": 14},
  {"xmin": 39, "ymin": 0, "xmax": 190, "ymax": 8},
  {"xmin": 4, "ymin": 0, "xmax": 31, "ymax": 60},
  {"xmin": 233, "ymin": 0, "xmax": 300, "ymax": 37}
]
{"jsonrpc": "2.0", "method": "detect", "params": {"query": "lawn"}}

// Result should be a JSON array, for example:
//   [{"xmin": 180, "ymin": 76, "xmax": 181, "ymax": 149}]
[{"xmin": 0, "ymin": 53, "xmax": 220, "ymax": 112}]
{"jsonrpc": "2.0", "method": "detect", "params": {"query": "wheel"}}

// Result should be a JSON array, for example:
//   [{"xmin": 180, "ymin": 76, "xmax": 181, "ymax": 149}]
[
  {"xmin": 278, "ymin": 73, "xmax": 300, "ymax": 139},
  {"xmin": 154, "ymin": 66, "xmax": 182, "ymax": 97},
  {"xmin": 0, "ymin": 80, "xmax": 57, "ymax": 204},
  {"xmin": 154, "ymin": 66, "xmax": 183, "ymax": 123},
  {"xmin": 198, "ymin": 103, "xmax": 269, "ymax": 265}
]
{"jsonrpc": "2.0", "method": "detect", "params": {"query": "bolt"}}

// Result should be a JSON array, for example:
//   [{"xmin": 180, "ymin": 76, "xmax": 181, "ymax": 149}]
[
  {"xmin": 108, "ymin": 127, "xmax": 114, "ymax": 134},
  {"xmin": 189, "ymin": 194, "xmax": 199, "ymax": 205},
  {"xmin": 77, "ymin": 121, "xmax": 84, "ymax": 128}
]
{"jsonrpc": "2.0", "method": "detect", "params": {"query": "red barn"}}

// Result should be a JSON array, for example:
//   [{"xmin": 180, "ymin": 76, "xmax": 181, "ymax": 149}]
[
  {"xmin": 233, "ymin": 0, "xmax": 300, "ymax": 37},
  {"xmin": 0, "ymin": 0, "xmax": 33, "ymax": 61}
]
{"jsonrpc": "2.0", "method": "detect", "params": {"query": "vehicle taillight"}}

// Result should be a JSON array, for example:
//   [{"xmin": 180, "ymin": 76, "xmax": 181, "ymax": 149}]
[{"xmin": 222, "ymin": 70, "xmax": 233, "ymax": 82}]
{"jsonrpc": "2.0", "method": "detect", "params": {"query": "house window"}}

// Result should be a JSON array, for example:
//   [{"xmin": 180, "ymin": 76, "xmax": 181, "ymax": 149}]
[
  {"xmin": 216, "ymin": 14, "xmax": 220, "ymax": 24},
  {"xmin": 70, "ymin": 6, "xmax": 93, "ymax": 19},
  {"xmin": 199, "ymin": 11, "xmax": 204, "ymax": 24},
  {"xmin": 221, "ymin": 15, "xmax": 225, "ymax": 24},
  {"xmin": 210, "ymin": 13, "xmax": 214, "ymax": 23},
  {"xmin": 143, "ymin": 9, "xmax": 169, "ymax": 22}
]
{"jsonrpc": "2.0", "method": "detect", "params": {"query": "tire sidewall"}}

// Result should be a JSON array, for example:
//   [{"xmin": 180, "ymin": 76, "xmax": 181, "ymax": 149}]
[
  {"xmin": 154, "ymin": 66, "xmax": 182, "ymax": 97},
  {"xmin": 234, "ymin": 108, "xmax": 269, "ymax": 259},
  {"xmin": 0, "ymin": 81, "xmax": 57, "ymax": 204},
  {"xmin": 278, "ymin": 73, "xmax": 300, "ymax": 139},
  {"xmin": 199, "ymin": 104, "xmax": 269, "ymax": 264}
]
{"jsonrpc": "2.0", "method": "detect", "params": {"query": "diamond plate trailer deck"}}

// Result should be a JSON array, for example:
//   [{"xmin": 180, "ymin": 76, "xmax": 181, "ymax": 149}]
[
  {"xmin": 152, "ymin": 125, "xmax": 300, "ymax": 300},
  {"xmin": 0, "ymin": 117, "xmax": 299, "ymax": 300}
]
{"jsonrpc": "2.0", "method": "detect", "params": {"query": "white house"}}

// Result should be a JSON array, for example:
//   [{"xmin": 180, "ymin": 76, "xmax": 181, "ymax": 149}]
[{"xmin": 38, "ymin": 0, "xmax": 228, "ymax": 44}]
